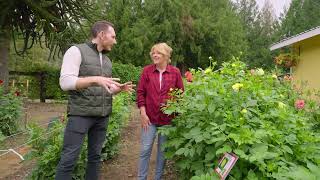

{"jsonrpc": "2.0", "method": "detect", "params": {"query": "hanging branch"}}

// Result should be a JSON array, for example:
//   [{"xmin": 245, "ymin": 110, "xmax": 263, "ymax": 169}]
[{"xmin": 1, "ymin": 0, "xmax": 95, "ymax": 59}]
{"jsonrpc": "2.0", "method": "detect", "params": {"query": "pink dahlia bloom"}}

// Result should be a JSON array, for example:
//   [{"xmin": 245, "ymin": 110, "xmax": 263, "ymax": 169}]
[{"xmin": 295, "ymin": 99, "xmax": 305, "ymax": 110}]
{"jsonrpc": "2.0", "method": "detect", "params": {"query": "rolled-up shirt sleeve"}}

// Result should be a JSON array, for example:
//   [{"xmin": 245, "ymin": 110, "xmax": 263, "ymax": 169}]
[
  {"xmin": 136, "ymin": 68, "xmax": 147, "ymax": 108},
  {"xmin": 59, "ymin": 46, "xmax": 81, "ymax": 91}
]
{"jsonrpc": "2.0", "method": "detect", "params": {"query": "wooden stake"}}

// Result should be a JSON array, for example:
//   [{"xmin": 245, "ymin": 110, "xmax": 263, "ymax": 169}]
[{"xmin": 26, "ymin": 80, "xmax": 29, "ymax": 96}]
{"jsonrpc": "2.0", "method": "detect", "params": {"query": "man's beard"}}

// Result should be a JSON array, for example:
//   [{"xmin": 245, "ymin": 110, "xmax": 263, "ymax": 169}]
[{"xmin": 102, "ymin": 45, "xmax": 112, "ymax": 53}]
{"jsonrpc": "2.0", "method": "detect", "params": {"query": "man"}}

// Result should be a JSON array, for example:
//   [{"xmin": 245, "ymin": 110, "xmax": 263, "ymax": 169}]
[{"xmin": 56, "ymin": 21, "xmax": 134, "ymax": 180}]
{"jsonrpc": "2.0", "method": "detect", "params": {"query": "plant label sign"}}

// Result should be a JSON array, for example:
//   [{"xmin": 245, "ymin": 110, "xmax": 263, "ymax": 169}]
[{"xmin": 214, "ymin": 153, "xmax": 238, "ymax": 180}]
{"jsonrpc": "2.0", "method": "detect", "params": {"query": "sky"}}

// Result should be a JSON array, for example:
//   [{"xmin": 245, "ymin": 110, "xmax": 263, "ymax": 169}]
[{"xmin": 255, "ymin": 0, "xmax": 292, "ymax": 17}]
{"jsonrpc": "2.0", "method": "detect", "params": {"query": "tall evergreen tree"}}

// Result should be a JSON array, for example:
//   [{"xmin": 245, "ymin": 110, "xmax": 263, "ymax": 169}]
[
  {"xmin": 233, "ymin": 0, "xmax": 260, "ymax": 27},
  {"xmin": 103, "ymin": 0, "xmax": 247, "ymax": 71},
  {"xmin": 279, "ymin": 0, "xmax": 320, "ymax": 38},
  {"xmin": 233, "ymin": 0, "xmax": 279, "ymax": 68}
]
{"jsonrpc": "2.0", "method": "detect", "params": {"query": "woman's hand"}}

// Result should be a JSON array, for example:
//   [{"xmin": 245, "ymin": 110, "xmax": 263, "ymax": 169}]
[
  {"xmin": 120, "ymin": 81, "xmax": 135, "ymax": 93},
  {"xmin": 141, "ymin": 112, "xmax": 151, "ymax": 131},
  {"xmin": 109, "ymin": 81, "xmax": 135, "ymax": 94}
]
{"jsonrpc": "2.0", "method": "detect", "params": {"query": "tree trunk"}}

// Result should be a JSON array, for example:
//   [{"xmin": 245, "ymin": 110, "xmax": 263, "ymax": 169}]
[{"xmin": 0, "ymin": 28, "xmax": 10, "ymax": 90}]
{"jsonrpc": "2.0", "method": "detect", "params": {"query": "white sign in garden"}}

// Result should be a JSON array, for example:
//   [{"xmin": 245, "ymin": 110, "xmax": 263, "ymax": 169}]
[{"xmin": 215, "ymin": 153, "xmax": 239, "ymax": 180}]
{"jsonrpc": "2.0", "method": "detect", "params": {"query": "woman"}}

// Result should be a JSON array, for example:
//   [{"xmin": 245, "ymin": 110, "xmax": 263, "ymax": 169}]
[{"xmin": 137, "ymin": 43, "xmax": 184, "ymax": 180}]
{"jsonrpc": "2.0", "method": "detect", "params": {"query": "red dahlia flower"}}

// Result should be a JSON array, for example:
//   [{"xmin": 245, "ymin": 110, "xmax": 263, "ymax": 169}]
[{"xmin": 185, "ymin": 71, "xmax": 193, "ymax": 82}]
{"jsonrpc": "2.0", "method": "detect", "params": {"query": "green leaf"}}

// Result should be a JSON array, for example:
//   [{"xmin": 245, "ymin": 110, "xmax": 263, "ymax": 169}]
[
  {"xmin": 307, "ymin": 161, "xmax": 320, "ymax": 178},
  {"xmin": 195, "ymin": 135, "xmax": 205, "ymax": 143},
  {"xmin": 288, "ymin": 166, "xmax": 316, "ymax": 180},
  {"xmin": 234, "ymin": 149, "xmax": 247, "ymax": 159},
  {"xmin": 176, "ymin": 148, "xmax": 186, "ymax": 155},
  {"xmin": 247, "ymin": 100, "xmax": 258, "ymax": 107},
  {"xmin": 177, "ymin": 160, "xmax": 191, "ymax": 170},
  {"xmin": 205, "ymin": 151, "xmax": 216, "ymax": 161},
  {"xmin": 281, "ymin": 145, "xmax": 293, "ymax": 154},
  {"xmin": 190, "ymin": 127, "xmax": 202, "ymax": 136},
  {"xmin": 247, "ymin": 169, "xmax": 259, "ymax": 180},
  {"xmin": 216, "ymin": 145, "xmax": 232, "ymax": 155},
  {"xmin": 208, "ymin": 103, "xmax": 216, "ymax": 114}
]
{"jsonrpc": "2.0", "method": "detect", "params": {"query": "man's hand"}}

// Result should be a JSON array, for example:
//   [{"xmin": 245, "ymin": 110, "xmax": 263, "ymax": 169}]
[
  {"xmin": 95, "ymin": 77, "xmax": 121, "ymax": 93},
  {"xmin": 75, "ymin": 76, "xmax": 121, "ymax": 93}
]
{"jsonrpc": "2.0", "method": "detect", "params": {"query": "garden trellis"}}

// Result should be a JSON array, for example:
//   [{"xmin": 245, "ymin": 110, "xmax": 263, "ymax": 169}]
[{"xmin": 0, "ymin": 121, "xmax": 64, "ymax": 161}]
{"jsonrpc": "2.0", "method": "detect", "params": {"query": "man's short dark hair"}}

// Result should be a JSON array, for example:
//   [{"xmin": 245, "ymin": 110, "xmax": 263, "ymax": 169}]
[{"xmin": 90, "ymin": 21, "xmax": 114, "ymax": 38}]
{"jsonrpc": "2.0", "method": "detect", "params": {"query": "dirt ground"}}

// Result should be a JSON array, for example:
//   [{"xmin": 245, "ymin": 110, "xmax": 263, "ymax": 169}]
[
  {"xmin": 0, "ymin": 102, "xmax": 177, "ymax": 180},
  {"xmin": 100, "ymin": 108, "xmax": 177, "ymax": 180}
]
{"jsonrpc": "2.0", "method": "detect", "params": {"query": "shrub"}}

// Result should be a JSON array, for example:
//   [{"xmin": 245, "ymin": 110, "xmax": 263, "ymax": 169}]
[
  {"xmin": 112, "ymin": 62, "xmax": 142, "ymax": 101},
  {"xmin": 101, "ymin": 93, "xmax": 131, "ymax": 160},
  {"xmin": 27, "ymin": 68, "xmax": 67, "ymax": 100},
  {"xmin": 160, "ymin": 60, "xmax": 320, "ymax": 179},
  {"xmin": 0, "ymin": 81, "xmax": 22, "ymax": 135},
  {"xmin": 112, "ymin": 62, "xmax": 142, "ymax": 85}
]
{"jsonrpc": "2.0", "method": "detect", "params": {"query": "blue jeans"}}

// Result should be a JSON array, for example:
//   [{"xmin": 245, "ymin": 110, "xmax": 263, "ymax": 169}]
[{"xmin": 138, "ymin": 124, "xmax": 167, "ymax": 180}]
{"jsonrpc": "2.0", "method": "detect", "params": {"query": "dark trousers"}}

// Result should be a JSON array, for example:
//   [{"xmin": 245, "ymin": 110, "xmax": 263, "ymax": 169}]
[{"xmin": 55, "ymin": 115, "xmax": 109, "ymax": 180}]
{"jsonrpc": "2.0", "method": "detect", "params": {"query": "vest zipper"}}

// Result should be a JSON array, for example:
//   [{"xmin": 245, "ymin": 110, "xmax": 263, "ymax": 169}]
[{"xmin": 100, "ymin": 53, "xmax": 105, "ymax": 116}]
